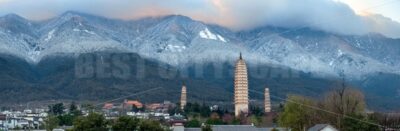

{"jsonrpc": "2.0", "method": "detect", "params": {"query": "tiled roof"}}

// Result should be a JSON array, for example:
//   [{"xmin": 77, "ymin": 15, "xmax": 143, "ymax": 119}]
[{"xmin": 124, "ymin": 100, "xmax": 143, "ymax": 108}]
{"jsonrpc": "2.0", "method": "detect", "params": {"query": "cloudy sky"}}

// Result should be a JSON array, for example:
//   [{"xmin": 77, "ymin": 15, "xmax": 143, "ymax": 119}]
[{"xmin": 0, "ymin": 0, "xmax": 399, "ymax": 38}]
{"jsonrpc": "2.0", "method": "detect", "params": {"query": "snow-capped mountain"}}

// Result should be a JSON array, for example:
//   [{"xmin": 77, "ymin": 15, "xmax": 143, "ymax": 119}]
[{"xmin": 0, "ymin": 11, "xmax": 399, "ymax": 79}]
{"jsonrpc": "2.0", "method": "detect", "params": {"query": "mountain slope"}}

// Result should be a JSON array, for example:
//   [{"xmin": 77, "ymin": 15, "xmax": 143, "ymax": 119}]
[
  {"xmin": 1, "ymin": 12, "xmax": 398, "ymax": 78},
  {"xmin": 0, "ymin": 12, "xmax": 399, "ymax": 110}
]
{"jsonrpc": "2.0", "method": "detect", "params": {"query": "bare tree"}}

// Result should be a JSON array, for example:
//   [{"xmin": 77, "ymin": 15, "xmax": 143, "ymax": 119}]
[{"xmin": 323, "ymin": 79, "xmax": 366, "ymax": 129}]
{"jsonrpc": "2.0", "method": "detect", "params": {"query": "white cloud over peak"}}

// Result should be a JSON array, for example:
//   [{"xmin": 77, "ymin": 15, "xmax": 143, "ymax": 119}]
[{"xmin": 0, "ymin": 0, "xmax": 399, "ymax": 38}]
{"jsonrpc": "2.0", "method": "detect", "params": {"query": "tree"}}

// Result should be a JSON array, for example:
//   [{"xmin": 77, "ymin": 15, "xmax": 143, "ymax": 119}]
[
  {"xmin": 69, "ymin": 102, "xmax": 81, "ymax": 116},
  {"xmin": 372, "ymin": 112, "xmax": 400, "ymax": 130},
  {"xmin": 249, "ymin": 115, "xmax": 262, "ymax": 126},
  {"xmin": 324, "ymin": 85, "xmax": 365, "ymax": 115},
  {"xmin": 185, "ymin": 119, "xmax": 201, "ymax": 127},
  {"xmin": 323, "ymin": 83, "xmax": 366, "ymax": 130},
  {"xmin": 278, "ymin": 95, "xmax": 318, "ymax": 131},
  {"xmin": 200, "ymin": 103, "xmax": 211, "ymax": 117},
  {"xmin": 112, "ymin": 116, "xmax": 139, "ymax": 131},
  {"xmin": 250, "ymin": 106, "xmax": 264, "ymax": 116},
  {"xmin": 278, "ymin": 83, "xmax": 379, "ymax": 131},
  {"xmin": 202, "ymin": 124, "xmax": 212, "ymax": 131},
  {"xmin": 58, "ymin": 114, "xmax": 74, "ymax": 126},
  {"xmin": 70, "ymin": 102, "xmax": 78, "ymax": 112},
  {"xmin": 205, "ymin": 118, "xmax": 224, "ymax": 125},
  {"xmin": 342, "ymin": 113, "xmax": 380, "ymax": 131},
  {"xmin": 44, "ymin": 115, "xmax": 59, "ymax": 131},
  {"xmin": 73, "ymin": 112, "xmax": 108, "ymax": 131},
  {"xmin": 138, "ymin": 119, "xmax": 164, "ymax": 131},
  {"xmin": 49, "ymin": 103, "xmax": 65, "ymax": 115},
  {"xmin": 221, "ymin": 114, "xmax": 234, "ymax": 124}
]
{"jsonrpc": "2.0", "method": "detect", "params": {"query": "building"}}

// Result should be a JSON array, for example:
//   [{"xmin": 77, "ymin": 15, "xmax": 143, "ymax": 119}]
[
  {"xmin": 123, "ymin": 100, "xmax": 143, "ymax": 111},
  {"xmin": 265, "ymin": 87, "xmax": 271, "ymax": 113},
  {"xmin": 178, "ymin": 125, "xmax": 289, "ymax": 131},
  {"xmin": 234, "ymin": 53, "xmax": 249, "ymax": 117},
  {"xmin": 308, "ymin": 124, "xmax": 338, "ymax": 131},
  {"xmin": 3, "ymin": 118, "xmax": 31, "ymax": 129},
  {"xmin": 103, "ymin": 103, "xmax": 114, "ymax": 110},
  {"xmin": 146, "ymin": 101, "xmax": 175, "ymax": 113},
  {"xmin": 180, "ymin": 83, "xmax": 187, "ymax": 110},
  {"xmin": 0, "ymin": 114, "xmax": 6, "ymax": 129}
]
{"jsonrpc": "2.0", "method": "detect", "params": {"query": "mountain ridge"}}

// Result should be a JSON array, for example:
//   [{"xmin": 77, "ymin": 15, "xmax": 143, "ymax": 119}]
[
  {"xmin": 0, "ymin": 12, "xmax": 399, "ymax": 110},
  {"xmin": 0, "ymin": 11, "xmax": 399, "ymax": 79}
]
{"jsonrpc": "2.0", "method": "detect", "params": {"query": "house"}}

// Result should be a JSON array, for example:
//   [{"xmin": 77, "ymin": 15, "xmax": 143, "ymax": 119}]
[
  {"xmin": 103, "ymin": 103, "xmax": 114, "ymax": 110},
  {"xmin": 3, "ymin": 118, "xmax": 31, "ymax": 129},
  {"xmin": 123, "ymin": 100, "xmax": 143, "ymax": 109},
  {"xmin": 308, "ymin": 124, "xmax": 338, "ymax": 131},
  {"xmin": 146, "ymin": 103, "xmax": 162, "ymax": 111},
  {"xmin": 174, "ymin": 125, "xmax": 289, "ymax": 131},
  {"xmin": 0, "ymin": 114, "xmax": 6, "ymax": 128}
]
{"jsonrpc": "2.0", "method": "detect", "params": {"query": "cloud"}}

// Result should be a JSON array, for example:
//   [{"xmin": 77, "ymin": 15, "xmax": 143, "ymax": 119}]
[
  {"xmin": 201, "ymin": 0, "xmax": 400, "ymax": 38},
  {"xmin": 0, "ymin": 0, "xmax": 400, "ymax": 38}
]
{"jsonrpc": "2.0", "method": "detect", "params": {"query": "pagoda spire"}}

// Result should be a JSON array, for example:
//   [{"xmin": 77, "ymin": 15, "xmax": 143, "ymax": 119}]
[{"xmin": 239, "ymin": 52, "xmax": 242, "ymax": 59}]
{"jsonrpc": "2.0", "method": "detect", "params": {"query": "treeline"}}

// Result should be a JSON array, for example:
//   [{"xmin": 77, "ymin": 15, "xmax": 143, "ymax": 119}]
[
  {"xmin": 277, "ymin": 83, "xmax": 400, "ymax": 131},
  {"xmin": 168, "ymin": 102, "xmax": 274, "ymax": 128},
  {"xmin": 45, "ymin": 103, "xmax": 165, "ymax": 131}
]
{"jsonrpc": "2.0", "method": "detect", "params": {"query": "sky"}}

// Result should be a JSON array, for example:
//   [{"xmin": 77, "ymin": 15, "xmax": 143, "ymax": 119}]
[
  {"xmin": 0, "ymin": 0, "xmax": 399, "ymax": 38},
  {"xmin": 339, "ymin": 0, "xmax": 400, "ymax": 22}
]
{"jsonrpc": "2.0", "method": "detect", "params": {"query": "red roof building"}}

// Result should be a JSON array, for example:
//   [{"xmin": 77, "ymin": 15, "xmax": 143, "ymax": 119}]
[
  {"xmin": 123, "ymin": 100, "xmax": 143, "ymax": 108},
  {"xmin": 103, "ymin": 103, "xmax": 114, "ymax": 110}
]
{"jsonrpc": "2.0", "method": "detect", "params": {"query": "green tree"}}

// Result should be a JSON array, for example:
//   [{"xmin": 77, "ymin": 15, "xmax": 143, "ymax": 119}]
[
  {"xmin": 138, "ymin": 119, "xmax": 164, "ymax": 131},
  {"xmin": 69, "ymin": 102, "xmax": 81, "ymax": 116},
  {"xmin": 249, "ymin": 115, "xmax": 262, "ymax": 126},
  {"xmin": 185, "ymin": 119, "xmax": 201, "ymax": 127},
  {"xmin": 342, "ymin": 113, "xmax": 380, "ymax": 131},
  {"xmin": 72, "ymin": 112, "xmax": 108, "ymax": 131},
  {"xmin": 49, "ymin": 103, "xmax": 65, "ymax": 115},
  {"xmin": 250, "ymin": 106, "xmax": 264, "ymax": 116},
  {"xmin": 69, "ymin": 102, "xmax": 78, "ymax": 112},
  {"xmin": 112, "ymin": 116, "xmax": 139, "ymax": 131},
  {"xmin": 205, "ymin": 118, "xmax": 224, "ymax": 125},
  {"xmin": 202, "ymin": 124, "xmax": 212, "ymax": 131},
  {"xmin": 278, "ymin": 95, "xmax": 317, "ymax": 131},
  {"xmin": 200, "ymin": 103, "xmax": 211, "ymax": 117},
  {"xmin": 58, "ymin": 114, "xmax": 74, "ymax": 126},
  {"xmin": 44, "ymin": 115, "xmax": 59, "ymax": 131}
]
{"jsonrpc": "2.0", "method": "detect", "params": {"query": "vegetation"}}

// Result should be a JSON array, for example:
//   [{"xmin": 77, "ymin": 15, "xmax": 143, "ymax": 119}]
[
  {"xmin": 46, "ymin": 102, "xmax": 83, "ymax": 127},
  {"xmin": 67, "ymin": 112, "xmax": 165, "ymax": 131},
  {"xmin": 73, "ymin": 112, "xmax": 108, "ymax": 131},
  {"xmin": 278, "ymin": 95, "xmax": 318, "ymax": 130},
  {"xmin": 43, "ymin": 115, "xmax": 59, "ymax": 131},
  {"xmin": 278, "ymin": 84, "xmax": 381, "ymax": 131},
  {"xmin": 185, "ymin": 119, "xmax": 201, "ymax": 127},
  {"xmin": 112, "ymin": 116, "xmax": 140, "ymax": 131},
  {"xmin": 372, "ymin": 113, "xmax": 400, "ymax": 130},
  {"xmin": 48, "ymin": 103, "xmax": 65, "ymax": 115},
  {"xmin": 138, "ymin": 119, "xmax": 164, "ymax": 131},
  {"xmin": 201, "ymin": 124, "xmax": 212, "ymax": 131}
]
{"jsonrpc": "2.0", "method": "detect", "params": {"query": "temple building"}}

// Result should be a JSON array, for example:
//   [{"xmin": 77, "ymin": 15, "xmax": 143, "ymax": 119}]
[
  {"xmin": 180, "ymin": 83, "xmax": 187, "ymax": 110},
  {"xmin": 234, "ymin": 53, "xmax": 249, "ymax": 117},
  {"xmin": 265, "ymin": 87, "xmax": 271, "ymax": 113}
]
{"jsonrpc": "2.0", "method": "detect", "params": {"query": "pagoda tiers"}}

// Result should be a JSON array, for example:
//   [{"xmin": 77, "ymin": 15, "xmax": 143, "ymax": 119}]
[
  {"xmin": 234, "ymin": 53, "xmax": 249, "ymax": 117},
  {"xmin": 265, "ymin": 88, "xmax": 271, "ymax": 113},
  {"xmin": 180, "ymin": 83, "xmax": 187, "ymax": 110}
]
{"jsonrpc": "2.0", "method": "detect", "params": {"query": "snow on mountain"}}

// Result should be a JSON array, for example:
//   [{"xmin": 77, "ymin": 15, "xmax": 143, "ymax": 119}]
[
  {"xmin": 0, "ymin": 14, "xmax": 38, "ymax": 62},
  {"xmin": 199, "ymin": 28, "xmax": 227, "ymax": 42},
  {"xmin": 0, "ymin": 12, "xmax": 399, "ymax": 78}
]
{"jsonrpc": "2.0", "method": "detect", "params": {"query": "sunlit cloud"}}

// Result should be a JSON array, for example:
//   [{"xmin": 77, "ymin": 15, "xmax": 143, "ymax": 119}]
[{"xmin": 0, "ymin": 0, "xmax": 399, "ymax": 38}]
